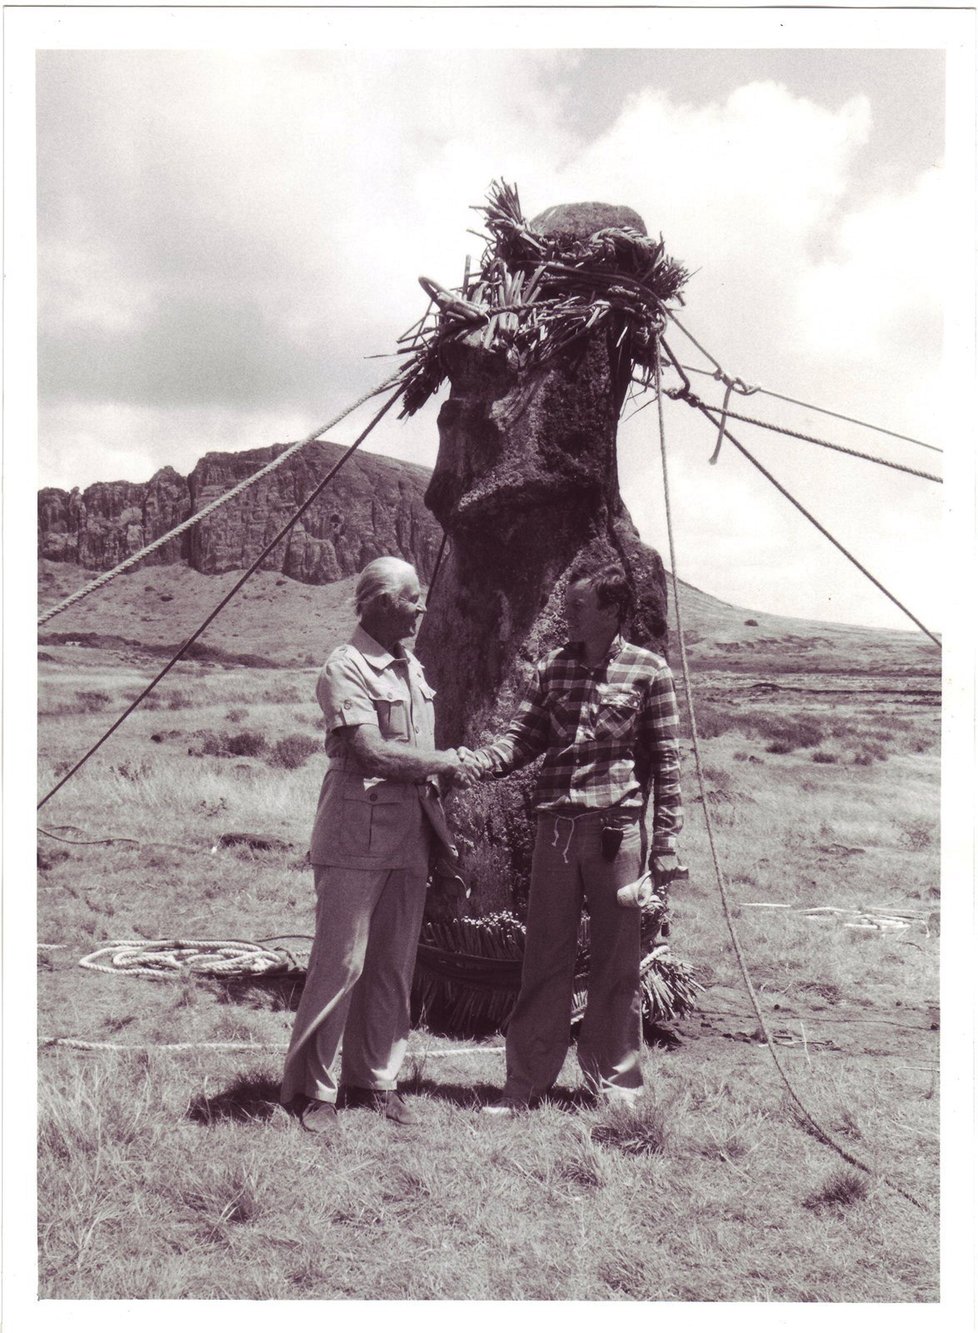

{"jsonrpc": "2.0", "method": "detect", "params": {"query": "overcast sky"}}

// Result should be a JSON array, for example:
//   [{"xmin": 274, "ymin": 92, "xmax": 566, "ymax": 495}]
[{"xmin": 26, "ymin": 13, "xmax": 969, "ymax": 630}]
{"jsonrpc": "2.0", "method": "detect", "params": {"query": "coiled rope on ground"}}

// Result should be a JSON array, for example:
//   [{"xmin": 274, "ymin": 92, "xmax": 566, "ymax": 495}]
[{"xmin": 77, "ymin": 938, "xmax": 305, "ymax": 980}]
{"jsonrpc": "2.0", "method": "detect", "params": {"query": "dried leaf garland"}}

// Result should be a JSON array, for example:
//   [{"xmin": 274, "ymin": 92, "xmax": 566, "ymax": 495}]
[{"xmin": 394, "ymin": 178, "xmax": 690, "ymax": 415}]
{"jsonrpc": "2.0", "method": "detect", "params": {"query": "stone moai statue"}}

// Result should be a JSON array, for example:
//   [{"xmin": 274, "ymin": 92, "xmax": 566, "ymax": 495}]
[{"xmin": 414, "ymin": 201, "xmax": 670, "ymax": 916}]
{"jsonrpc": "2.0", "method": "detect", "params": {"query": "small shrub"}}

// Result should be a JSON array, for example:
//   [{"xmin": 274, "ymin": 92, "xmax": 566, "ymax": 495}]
[
  {"xmin": 752, "ymin": 715, "xmax": 823, "ymax": 748},
  {"xmin": 167, "ymin": 690, "xmax": 193, "ymax": 710},
  {"xmin": 811, "ymin": 750, "xmax": 838, "ymax": 764},
  {"xmin": 852, "ymin": 738, "xmax": 890, "ymax": 766},
  {"xmin": 899, "ymin": 817, "xmax": 936, "ymax": 851},
  {"xmin": 226, "ymin": 732, "xmax": 267, "ymax": 758},
  {"xmin": 686, "ymin": 703, "xmax": 737, "ymax": 740},
  {"xmin": 744, "ymin": 618, "xmax": 758, "ymax": 627},
  {"xmin": 766, "ymin": 739, "xmax": 795, "ymax": 755},
  {"xmin": 75, "ymin": 690, "xmax": 110, "ymax": 712},
  {"xmin": 193, "ymin": 730, "xmax": 267, "ymax": 759},
  {"xmin": 268, "ymin": 734, "xmax": 320, "ymax": 769},
  {"xmin": 225, "ymin": 707, "xmax": 247, "ymax": 723}
]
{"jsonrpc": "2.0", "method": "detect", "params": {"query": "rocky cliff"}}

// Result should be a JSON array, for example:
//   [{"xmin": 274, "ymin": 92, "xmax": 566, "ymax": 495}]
[{"xmin": 37, "ymin": 441, "xmax": 443, "ymax": 582}]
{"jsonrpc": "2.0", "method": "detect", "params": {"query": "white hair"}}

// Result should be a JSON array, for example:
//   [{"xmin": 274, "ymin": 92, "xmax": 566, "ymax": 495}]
[{"xmin": 355, "ymin": 556, "xmax": 417, "ymax": 619}]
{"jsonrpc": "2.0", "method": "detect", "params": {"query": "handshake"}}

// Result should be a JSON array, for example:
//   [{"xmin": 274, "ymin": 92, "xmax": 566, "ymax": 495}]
[{"xmin": 437, "ymin": 746, "xmax": 487, "ymax": 791}]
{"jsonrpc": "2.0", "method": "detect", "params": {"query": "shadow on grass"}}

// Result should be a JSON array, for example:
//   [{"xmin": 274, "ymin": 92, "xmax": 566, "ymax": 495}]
[
  {"xmin": 208, "ymin": 974, "xmax": 305, "ymax": 1012},
  {"xmin": 187, "ymin": 1069, "xmax": 282, "ymax": 1125},
  {"xmin": 398, "ymin": 1069, "xmax": 594, "ymax": 1114}
]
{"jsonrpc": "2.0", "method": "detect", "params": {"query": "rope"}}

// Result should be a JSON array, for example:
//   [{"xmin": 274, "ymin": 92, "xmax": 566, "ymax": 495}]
[
  {"xmin": 44, "ymin": 1037, "xmax": 506, "ymax": 1056},
  {"xmin": 77, "ymin": 938, "xmax": 305, "ymax": 979},
  {"xmin": 651, "ymin": 346, "xmax": 931, "ymax": 1214},
  {"xmin": 690, "ymin": 400, "xmax": 941, "ymax": 648},
  {"xmin": 38, "ymin": 384, "xmax": 405, "ymax": 811},
  {"xmin": 679, "ymin": 395, "xmax": 942, "ymax": 484},
  {"xmin": 666, "ymin": 315, "xmax": 939, "ymax": 453},
  {"xmin": 37, "ymin": 376, "xmax": 399, "ymax": 627},
  {"xmin": 426, "ymin": 528, "xmax": 451, "ymax": 601},
  {"xmin": 37, "ymin": 826, "xmax": 140, "ymax": 847}
]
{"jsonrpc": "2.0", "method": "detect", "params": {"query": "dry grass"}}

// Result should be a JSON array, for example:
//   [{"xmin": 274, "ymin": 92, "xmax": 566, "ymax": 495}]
[{"xmin": 34, "ymin": 620, "xmax": 941, "ymax": 1302}]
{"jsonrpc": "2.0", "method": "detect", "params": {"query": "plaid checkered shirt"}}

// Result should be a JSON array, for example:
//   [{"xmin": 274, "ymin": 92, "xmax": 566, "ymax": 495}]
[{"xmin": 469, "ymin": 636, "xmax": 684, "ymax": 852}]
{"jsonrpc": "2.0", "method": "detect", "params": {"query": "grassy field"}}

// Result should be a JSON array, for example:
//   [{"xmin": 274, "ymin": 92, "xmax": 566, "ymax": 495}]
[{"xmin": 31, "ymin": 573, "xmax": 942, "ymax": 1304}]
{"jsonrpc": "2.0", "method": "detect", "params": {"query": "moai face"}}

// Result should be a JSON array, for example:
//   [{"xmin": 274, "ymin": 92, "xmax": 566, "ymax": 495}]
[{"xmin": 423, "ymin": 201, "xmax": 650, "ymax": 541}]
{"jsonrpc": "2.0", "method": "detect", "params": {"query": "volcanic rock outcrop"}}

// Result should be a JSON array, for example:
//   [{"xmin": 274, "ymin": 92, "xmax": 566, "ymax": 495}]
[
  {"xmin": 38, "ymin": 442, "xmax": 442, "ymax": 583},
  {"xmin": 415, "ymin": 201, "xmax": 669, "ymax": 915}
]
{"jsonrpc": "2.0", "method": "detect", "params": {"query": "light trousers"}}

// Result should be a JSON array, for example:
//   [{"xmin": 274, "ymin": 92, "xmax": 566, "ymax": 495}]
[
  {"xmin": 502, "ymin": 811, "xmax": 645, "ymax": 1102},
  {"xmin": 280, "ymin": 844, "xmax": 429, "ymax": 1106}
]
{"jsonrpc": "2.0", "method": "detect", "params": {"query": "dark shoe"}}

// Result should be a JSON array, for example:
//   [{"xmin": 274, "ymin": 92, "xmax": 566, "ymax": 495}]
[
  {"xmin": 346, "ymin": 1087, "xmax": 419, "ymax": 1126},
  {"xmin": 298, "ymin": 1099, "xmax": 339, "ymax": 1134}
]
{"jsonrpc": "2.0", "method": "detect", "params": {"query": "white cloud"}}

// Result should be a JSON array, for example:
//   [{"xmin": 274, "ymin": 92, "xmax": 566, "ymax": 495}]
[
  {"xmin": 34, "ymin": 52, "xmax": 948, "ymax": 627},
  {"xmin": 795, "ymin": 166, "xmax": 945, "ymax": 362}
]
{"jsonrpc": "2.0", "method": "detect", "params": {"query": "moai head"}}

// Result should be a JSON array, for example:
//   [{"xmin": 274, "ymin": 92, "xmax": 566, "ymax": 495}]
[{"xmin": 424, "ymin": 202, "xmax": 650, "ymax": 544}]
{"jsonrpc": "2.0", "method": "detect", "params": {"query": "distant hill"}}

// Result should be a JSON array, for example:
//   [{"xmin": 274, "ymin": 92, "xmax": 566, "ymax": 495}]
[
  {"xmin": 38, "ymin": 437, "xmax": 938, "ymax": 683},
  {"xmin": 37, "ymin": 557, "xmax": 938, "ymax": 682}
]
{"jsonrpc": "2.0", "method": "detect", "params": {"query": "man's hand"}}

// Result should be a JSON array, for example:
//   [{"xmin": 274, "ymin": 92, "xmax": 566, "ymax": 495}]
[
  {"xmin": 439, "ymin": 751, "xmax": 479, "ymax": 789},
  {"xmin": 651, "ymin": 852, "xmax": 687, "ymax": 888},
  {"xmin": 456, "ymin": 746, "xmax": 487, "ymax": 781}
]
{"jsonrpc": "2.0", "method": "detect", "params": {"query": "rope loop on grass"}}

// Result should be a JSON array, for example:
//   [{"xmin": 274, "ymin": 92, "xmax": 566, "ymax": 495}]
[{"xmin": 78, "ymin": 938, "xmax": 307, "ymax": 980}]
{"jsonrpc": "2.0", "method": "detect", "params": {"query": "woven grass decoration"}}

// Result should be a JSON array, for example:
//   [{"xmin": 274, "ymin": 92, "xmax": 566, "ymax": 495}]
[
  {"xmin": 395, "ymin": 179, "xmax": 691, "ymax": 416},
  {"xmin": 412, "ymin": 905, "xmax": 702, "ymax": 1037}
]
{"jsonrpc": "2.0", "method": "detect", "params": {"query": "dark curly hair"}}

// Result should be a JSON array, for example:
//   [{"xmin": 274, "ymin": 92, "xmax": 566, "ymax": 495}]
[{"xmin": 566, "ymin": 557, "xmax": 633, "ymax": 624}]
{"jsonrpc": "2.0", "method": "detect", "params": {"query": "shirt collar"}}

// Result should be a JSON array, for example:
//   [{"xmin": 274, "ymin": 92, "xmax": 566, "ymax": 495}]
[
  {"xmin": 568, "ymin": 633, "xmax": 625, "ymax": 667},
  {"xmin": 351, "ymin": 623, "xmax": 402, "ymax": 671}
]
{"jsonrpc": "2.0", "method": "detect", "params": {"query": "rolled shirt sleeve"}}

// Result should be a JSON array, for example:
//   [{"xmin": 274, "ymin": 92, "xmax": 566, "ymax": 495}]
[
  {"xmin": 637, "ymin": 664, "xmax": 684, "ymax": 853},
  {"xmin": 316, "ymin": 650, "xmax": 377, "ymax": 733}
]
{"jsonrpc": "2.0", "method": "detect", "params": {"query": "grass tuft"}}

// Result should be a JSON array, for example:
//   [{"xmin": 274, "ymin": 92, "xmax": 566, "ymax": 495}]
[
  {"xmin": 555, "ymin": 1138, "xmax": 608, "ymax": 1189},
  {"xmin": 803, "ymin": 1168, "xmax": 870, "ymax": 1211},
  {"xmin": 591, "ymin": 1097, "xmax": 672, "ymax": 1156}
]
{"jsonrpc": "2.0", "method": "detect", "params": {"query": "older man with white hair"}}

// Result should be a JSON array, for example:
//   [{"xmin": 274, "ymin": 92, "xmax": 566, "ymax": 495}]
[{"xmin": 281, "ymin": 556, "xmax": 469, "ymax": 1132}]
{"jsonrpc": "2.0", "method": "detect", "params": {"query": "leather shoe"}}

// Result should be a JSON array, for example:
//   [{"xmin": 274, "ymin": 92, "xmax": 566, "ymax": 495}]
[
  {"xmin": 298, "ymin": 1099, "xmax": 338, "ymax": 1134},
  {"xmin": 346, "ymin": 1087, "xmax": 419, "ymax": 1126}
]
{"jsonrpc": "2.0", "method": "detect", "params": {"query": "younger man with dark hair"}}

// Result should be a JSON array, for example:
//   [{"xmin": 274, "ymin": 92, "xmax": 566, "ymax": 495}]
[{"xmin": 460, "ymin": 557, "xmax": 684, "ymax": 1112}]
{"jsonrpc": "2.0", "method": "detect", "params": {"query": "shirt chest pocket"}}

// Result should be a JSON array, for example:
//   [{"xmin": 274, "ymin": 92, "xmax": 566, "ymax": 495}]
[
  {"xmin": 375, "ymin": 697, "xmax": 410, "ymax": 742},
  {"xmin": 594, "ymin": 687, "xmax": 642, "ymax": 741},
  {"xmin": 546, "ymin": 691, "xmax": 580, "ymax": 745}
]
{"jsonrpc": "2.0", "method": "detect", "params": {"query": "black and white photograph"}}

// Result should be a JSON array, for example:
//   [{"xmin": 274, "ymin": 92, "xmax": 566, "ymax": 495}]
[{"xmin": 4, "ymin": 4, "xmax": 974, "ymax": 1322}]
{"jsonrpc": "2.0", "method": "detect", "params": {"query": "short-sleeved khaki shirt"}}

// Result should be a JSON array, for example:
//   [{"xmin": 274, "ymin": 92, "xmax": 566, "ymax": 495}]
[{"xmin": 310, "ymin": 626, "xmax": 448, "ymax": 868}]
